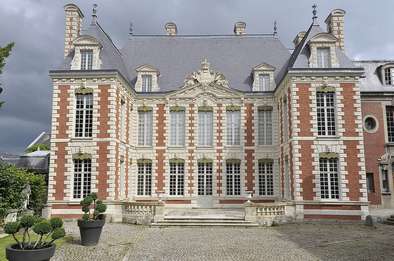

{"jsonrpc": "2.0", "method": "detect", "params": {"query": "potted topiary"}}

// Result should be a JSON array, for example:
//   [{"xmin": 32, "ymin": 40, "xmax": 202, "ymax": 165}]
[
  {"xmin": 77, "ymin": 193, "xmax": 107, "ymax": 246},
  {"xmin": 4, "ymin": 215, "xmax": 65, "ymax": 261}
]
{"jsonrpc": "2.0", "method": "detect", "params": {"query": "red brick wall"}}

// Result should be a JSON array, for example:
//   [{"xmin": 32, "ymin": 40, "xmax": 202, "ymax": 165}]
[
  {"xmin": 362, "ymin": 101, "xmax": 384, "ymax": 204},
  {"xmin": 97, "ymin": 85, "xmax": 110, "ymax": 139},
  {"xmin": 54, "ymin": 143, "xmax": 66, "ymax": 200},
  {"xmin": 155, "ymin": 104, "xmax": 166, "ymax": 193},
  {"xmin": 296, "ymin": 83, "xmax": 312, "ymax": 137},
  {"xmin": 344, "ymin": 140, "xmax": 361, "ymax": 201},
  {"xmin": 341, "ymin": 83, "xmax": 358, "ymax": 137},
  {"xmin": 56, "ymin": 85, "xmax": 70, "ymax": 139},
  {"xmin": 300, "ymin": 140, "xmax": 314, "ymax": 200},
  {"xmin": 244, "ymin": 103, "xmax": 255, "ymax": 192},
  {"xmin": 97, "ymin": 142, "xmax": 109, "ymax": 199}
]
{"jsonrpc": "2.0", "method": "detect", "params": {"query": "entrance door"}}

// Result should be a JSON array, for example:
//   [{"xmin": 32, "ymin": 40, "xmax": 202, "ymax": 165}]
[{"xmin": 196, "ymin": 161, "xmax": 214, "ymax": 208}]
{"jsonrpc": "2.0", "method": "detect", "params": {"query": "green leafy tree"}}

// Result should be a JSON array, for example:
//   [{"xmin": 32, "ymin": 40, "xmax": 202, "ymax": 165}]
[
  {"xmin": 0, "ymin": 42, "xmax": 14, "ymax": 108},
  {"xmin": 0, "ymin": 163, "xmax": 47, "ymax": 224}
]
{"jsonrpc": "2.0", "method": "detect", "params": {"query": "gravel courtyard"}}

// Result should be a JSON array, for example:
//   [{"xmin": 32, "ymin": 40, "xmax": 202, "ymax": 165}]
[{"xmin": 53, "ymin": 222, "xmax": 394, "ymax": 261}]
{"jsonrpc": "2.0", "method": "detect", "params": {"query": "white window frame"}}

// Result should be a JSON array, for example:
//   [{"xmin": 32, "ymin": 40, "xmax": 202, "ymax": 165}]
[
  {"xmin": 72, "ymin": 159, "xmax": 92, "ymax": 199},
  {"xmin": 319, "ymin": 157, "xmax": 340, "ymax": 200},
  {"xmin": 80, "ymin": 49, "xmax": 93, "ymax": 70},
  {"xmin": 141, "ymin": 74, "xmax": 152, "ymax": 92},
  {"xmin": 138, "ymin": 110, "xmax": 153, "ymax": 146},
  {"xmin": 258, "ymin": 74, "xmax": 270, "ymax": 92},
  {"xmin": 282, "ymin": 98, "xmax": 289, "ymax": 141},
  {"xmin": 316, "ymin": 91, "xmax": 336, "ymax": 136},
  {"xmin": 226, "ymin": 161, "xmax": 241, "ymax": 196},
  {"xmin": 119, "ymin": 159, "xmax": 126, "ymax": 199},
  {"xmin": 75, "ymin": 94, "xmax": 93, "ymax": 138},
  {"xmin": 384, "ymin": 67, "xmax": 394, "ymax": 86},
  {"xmin": 317, "ymin": 47, "xmax": 331, "ymax": 68},
  {"xmin": 258, "ymin": 161, "xmax": 274, "ymax": 196},
  {"xmin": 226, "ymin": 110, "xmax": 241, "ymax": 146},
  {"xmin": 386, "ymin": 106, "xmax": 394, "ymax": 143},
  {"xmin": 197, "ymin": 162, "xmax": 213, "ymax": 196},
  {"xmin": 137, "ymin": 162, "xmax": 152, "ymax": 196},
  {"xmin": 170, "ymin": 110, "xmax": 185, "ymax": 146},
  {"xmin": 258, "ymin": 109, "xmax": 273, "ymax": 145},
  {"xmin": 198, "ymin": 111, "xmax": 213, "ymax": 146},
  {"xmin": 169, "ymin": 162, "xmax": 185, "ymax": 196}
]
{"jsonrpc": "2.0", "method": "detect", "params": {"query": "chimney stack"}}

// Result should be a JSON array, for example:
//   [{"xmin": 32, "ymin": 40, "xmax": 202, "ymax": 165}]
[
  {"xmin": 64, "ymin": 4, "xmax": 84, "ymax": 57},
  {"xmin": 165, "ymin": 22, "xmax": 177, "ymax": 36},
  {"xmin": 234, "ymin": 21, "xmax": 246, "ymax": 35},
  {"xmin": 325, "ymin": 9, "xmax": 345, "ymax": 50},
  {"xmin": 293, "ymin": 31, "xmax": 306, "ymax": 47}
]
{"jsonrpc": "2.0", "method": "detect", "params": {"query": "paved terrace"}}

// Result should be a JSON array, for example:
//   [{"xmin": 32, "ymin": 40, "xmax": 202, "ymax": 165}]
[{"xmin": 53, "ymin": 222, "xmax": 394, "ymax": 261}]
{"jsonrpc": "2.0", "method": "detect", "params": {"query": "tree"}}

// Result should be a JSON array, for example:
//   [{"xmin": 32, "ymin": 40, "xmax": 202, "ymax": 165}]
[{"xmin": 0, "ymin": 42, "xmax": 15, "ymax": 108}]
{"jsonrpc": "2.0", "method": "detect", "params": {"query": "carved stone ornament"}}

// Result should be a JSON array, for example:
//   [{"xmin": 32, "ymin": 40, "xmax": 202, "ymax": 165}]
[{"xmin": 184, "ymin": 58, "xmax": 229, "ymax": 88}]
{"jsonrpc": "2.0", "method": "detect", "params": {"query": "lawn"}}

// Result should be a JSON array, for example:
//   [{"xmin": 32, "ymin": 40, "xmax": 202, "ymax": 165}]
[{"xmin": 0, "ymin": 232, "xmax": 72, "ymax": 261}]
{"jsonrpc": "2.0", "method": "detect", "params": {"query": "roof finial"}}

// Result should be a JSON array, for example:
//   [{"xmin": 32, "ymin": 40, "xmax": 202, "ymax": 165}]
[
  {"xmin": 312, "ymin": 4, "xmax": 318, "ymax": 24},
  {"xmin": 91, "ymin": 4, "xmax": 98, "ymax": 24},
  {"xmin": 273, "ymin": 20, "xmax": 278, "ymax": 37},
  {"xmin": 129, "ymin": 22, "xmax": 133, "ymax": 35}
]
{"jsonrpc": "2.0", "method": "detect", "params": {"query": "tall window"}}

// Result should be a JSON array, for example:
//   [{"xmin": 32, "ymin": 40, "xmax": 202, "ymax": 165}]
[
  {"xmin": 258, "ymin": 74, "xmax": 270, "ymax": 91},
  {"xmin": 137, "ymin": 161, "xmax": 152, "ymax": 196},
  {"xmin": 317, "ymin": 47, "xmax": 331, "ymax": 68},
  {"xmin": 198, "ymin": 111, "xmax": 213, "ymax": 146},
  {"xmin": 120, "ymin": 100, "xmax": 126, "ymax": 141},
  {"xmin": 319, "ymin": 157, "xmax": 340, "ymax": 199},
  {"xmin": 170, "ymin": 110, "xmax": 185, "ymax": 146},
  {"xmin": 73, "ymin": 159, "xmax": 91, "ymax": 199},
  {"xmin": 226, "ymin": 161, "xmax": 241, "ymax": 196},
  {"xmin": 80, "ymin": 50, "xmax": 93, "ymax": 70},
  {"xmin": 169, "ymin": 161, "xmax": 184, "ymax": 195},
  {"xmin": 119, "ymin": 159, "xmax": 125, "ymax": 198},
  {"xmin": 226, "ymin": 110, "xmax": 240, "ymax": 145},
  {"xmin": 258, "ymin": 160, "xmax": 274, "ymax": 196},
  {"xmin": 384, "ymin": 67, "xmax": 394, "ymax": 85},
  {"xmin": 317, "ymin": 92, "xmax": 336, "ymax": 136},
  {"xmin": 75, "ymin": 94, "xmax": 93, "ymax": 138},
  {"xmin": 198, "ymin": 162, "xmax": 213, "ymax": 196},
  {"xmin": 138, "ymin": 110, "xmax": 152, "ymax": 146},
  {"xmin": 258, "ymin": 108, "xmax": 273, "ymax": 145},
  {"xmin": 366, "ymin": 172, "xmax": 375, "ymax": 193},
  {"xmin": 386, "ymin": 106, "xmax": 394, "ymax": 142},
  {"xmin": 382, "ymin": 165, "xmax": 390, "ymax": 193},
  {"xmin": 141, "ymin": 74, "xmax": 152, "ymax": 92}
]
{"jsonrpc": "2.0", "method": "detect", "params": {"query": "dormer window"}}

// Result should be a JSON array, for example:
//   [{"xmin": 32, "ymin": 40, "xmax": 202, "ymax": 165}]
[
  {"xmin": 135, "ymin": 65, "xmax": 159, "ymax": 92},
  {"xmin": 81, "ymin": 50, "xmax": 93, "ymax": 70},
  {"xmin": 258, "ymin": 74, "xmax": 270, "ymax": 92},
  {"xmin": 385, "ymin": 67, "xmax": 394, "ymax": 85},
  {"xmin": 252, "ymin": 63, "xmax": 275, "ymax": 92},
  {"xmin": 142, "ymin": 74, "xmax": 152, "ymax": 92},
  {"xmin": 317, "ymin": 47, "xmax": 331, "ymax": 68}
]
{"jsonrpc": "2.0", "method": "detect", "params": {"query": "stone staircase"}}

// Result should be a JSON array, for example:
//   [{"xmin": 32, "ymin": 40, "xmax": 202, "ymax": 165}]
[
  {"xmin": 151, "ymin": 208, "xmax": 258, "ymax": 227},
  {"xmin": 384, "ymin": 215, "xmax": 394, "ymax": 225}
]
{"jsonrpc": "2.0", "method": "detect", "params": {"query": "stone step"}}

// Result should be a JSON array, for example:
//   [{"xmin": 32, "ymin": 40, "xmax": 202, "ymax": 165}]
[
  {"xmin": 151, "ymin": 221, "xmax": 258, "ymax": 227},
  {"xmin": 164, "ymin": 216, "xmax": 244, "ymax": 221},
  {"xmin": 162, "ymin": 219, "xmax": 250, "ymax": 223}
]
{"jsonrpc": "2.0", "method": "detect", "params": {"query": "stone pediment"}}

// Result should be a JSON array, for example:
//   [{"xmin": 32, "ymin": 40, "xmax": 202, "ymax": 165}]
[
  {"xmin": 184, "ymin": 58, "xmax": 229, "ymax": 88},
  {"xmin": 73, "ymin": 35, "xmax": 102, "ymax": 47},
  {"xmin": 309, "ymin": 33, "xmax": 337, "ymax": 43},
  {"xmin": 253, "ymin": 63, "xmax": 276, "ymax": 71},
  {"xmin": 135, "ymin": 64, "xmax": 159, "ymax": 73}
]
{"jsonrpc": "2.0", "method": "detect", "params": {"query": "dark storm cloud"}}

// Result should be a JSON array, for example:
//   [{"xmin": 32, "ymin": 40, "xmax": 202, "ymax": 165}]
[{"xmin": 1, "ymin": 0, "xmax": 394, "ymax": 154}]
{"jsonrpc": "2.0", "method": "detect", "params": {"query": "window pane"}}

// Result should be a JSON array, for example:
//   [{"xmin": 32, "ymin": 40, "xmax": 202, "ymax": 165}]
[
  {"xmin": 317, "ymin": 92, "xmax": 336, "ymax": 136},
  {"xmin": 366, "ymin": 172, "xmax": 375, "ymax": 193},
  {"xmin": 169, "ymin": 162, "xmax": 185, "ymax": 195},
  {"xmin": 81, "ymin": 50, "xmax": 93, "ymax": 70},
  {"xmin": 198, "ymin": 111, "xmax": 213, "ymax": 146},
  {"xmin": 386, "ymin": 106, "xmax": 394, "ymax": 142},
  {"xmin": 142, "ymin": 75, "xmax": 152, "ymax": 92},
  {"xmin": 138, "ymin": 111, "xmax": 152, "ymax": 146},
  {"xmin": 317, "ymin": 48, "xmax": 331, "ymax": 68},
  {"xmin": 258, "ymin": 110, "xmax": 272, "ymax": 145},
  {"xmin": 137, "ymin": 162, "xmax": 152, "ymax": 196},
  {"xmin": 227, "ymin": 111, "xmax": 240, "ymax": 145},
  {"xmin": 319, "ymin": 158, "xmax": 339, "ymax": 199},
  {"xmin": 258, "ymin": 161, "xmax": 274, "ymax": 196},
  {"xmin": 170, "ymin": 111, "xmax": 185, "ymax": 146},
  {"xmin": 75, "ymin": 94, "xmax": 93, "ymax": 138},
  {"xmin": 226, "ymin": 162, "xmax": 241, "ymax": 196},
  {"xmin": 73, "ymin": 159, "xmax": 91, "ymax": 199},
  {"xmin": 258, "ymin": 74, "xmax": 270, "ymax": 91}
]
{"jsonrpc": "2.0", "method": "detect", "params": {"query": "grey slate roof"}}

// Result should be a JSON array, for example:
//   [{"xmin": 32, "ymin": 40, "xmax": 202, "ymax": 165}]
[
  {"xmin": 288, "ymin": 23, "xmax": 356, "ymax": 69},
  {"xmin": 61, "ymin": 22, "xmax": 129, "ymax": 78},
  {"xmin": 354, "ymin": 60, "xmax": 394, "ymax": 93},
  {"xmin": 121, "ymin": 34, "xmax": 291, "ymax": 92}
]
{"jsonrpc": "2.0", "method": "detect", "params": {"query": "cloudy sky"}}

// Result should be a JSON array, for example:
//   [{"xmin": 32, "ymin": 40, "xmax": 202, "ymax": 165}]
[{"xmin": 0, "ymin": 0, "xmax": 393, "ymax": 154}]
